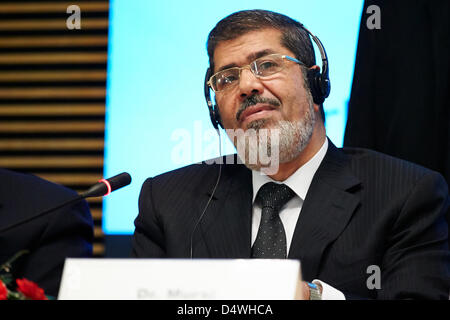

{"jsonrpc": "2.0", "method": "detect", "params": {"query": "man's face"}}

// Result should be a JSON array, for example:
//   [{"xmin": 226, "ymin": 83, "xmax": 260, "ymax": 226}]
[{"xmin": 212, "ymin": 28, "xmax": 317, "ymax": 167}]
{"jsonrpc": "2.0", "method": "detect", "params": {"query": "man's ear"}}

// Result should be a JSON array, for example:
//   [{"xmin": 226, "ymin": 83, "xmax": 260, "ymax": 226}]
[
  {"xmin": 313, "ymin": 103, "xmax": 320, "ymax": 113},
  {"xmin": 309, "ymin": 65, "xmax": 320, "ymax": 72}
]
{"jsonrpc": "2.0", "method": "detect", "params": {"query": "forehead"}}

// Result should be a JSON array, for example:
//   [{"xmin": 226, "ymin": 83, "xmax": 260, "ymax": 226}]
[{"xmin": 213, "ymin": 28, "xmax": 293, "ymax": 72}]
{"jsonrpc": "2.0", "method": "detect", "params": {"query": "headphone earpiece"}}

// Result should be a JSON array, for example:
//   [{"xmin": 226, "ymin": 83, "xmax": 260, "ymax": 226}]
[
  {"xmin": 320, "ymin": 75, "xmax": 331, "ymax": 100},
  {"xmin": 307, "ymin": 67, "xmax": 330, "ymax": 105},
  {"xmin": 307, "ymin": 68, "xmax": 323, "ymax": 105},
  {"xmin": 209, "ymin": 105, "xmax": 223, "ymax": 129},
  {"xmin": 213, "ymin": 108, "xmax": 223, "ymax": 129}
]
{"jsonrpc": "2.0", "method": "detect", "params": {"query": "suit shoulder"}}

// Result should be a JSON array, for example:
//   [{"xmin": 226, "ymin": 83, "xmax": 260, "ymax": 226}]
[
  {"xmin": 140, "ymin": 154, "xmax": 247, "ymax": 202},
  {"xmin": 0, "ymin": 168, "xmax": 91, "ymax": 231},
  {"xmin": 147, "ymin": 154, "xmax": 241, "ymax": 185},
  {"xmin": 149, "ymin": 160, "xmax": 219, "ymax": 186},
  {"xmin": 0, "ymin": 168, "xmax": 77, "ymax": 199},
  {"xmin": 340, "ymin": 147, "xmax": 445, "ymax": 185}
]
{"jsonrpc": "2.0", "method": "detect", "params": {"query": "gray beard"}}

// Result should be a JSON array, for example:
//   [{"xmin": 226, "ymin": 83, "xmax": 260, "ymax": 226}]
[{"xmin": 237, "ymin": 101, "xmax": 316, "ymax": 171}]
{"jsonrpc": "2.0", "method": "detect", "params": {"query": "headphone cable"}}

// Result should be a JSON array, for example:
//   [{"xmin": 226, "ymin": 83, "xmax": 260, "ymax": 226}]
[{"xmin": 189, "ymin": 128, "xmax": 223, "ymax": 258}]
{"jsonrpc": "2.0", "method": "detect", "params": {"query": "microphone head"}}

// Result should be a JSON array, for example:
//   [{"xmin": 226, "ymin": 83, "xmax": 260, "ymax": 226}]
[
  {"xmin": 106, "ymin": 172, "xmax": 132, "ymax": 192},
  {"xmin": 82, "ymin": 172, "xmax": 132, "ymax": 198}
]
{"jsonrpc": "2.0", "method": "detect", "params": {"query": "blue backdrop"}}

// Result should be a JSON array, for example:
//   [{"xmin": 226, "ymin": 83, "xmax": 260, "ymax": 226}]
[{"xmin": 104, "ymin": 0, "xmax": 364, "ymax": 234}]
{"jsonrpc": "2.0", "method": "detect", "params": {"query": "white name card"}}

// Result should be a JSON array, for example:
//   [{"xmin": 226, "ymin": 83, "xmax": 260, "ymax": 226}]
[{"xmin": 58, "ymin": 258, "xmax": 301, "ymax": 300}]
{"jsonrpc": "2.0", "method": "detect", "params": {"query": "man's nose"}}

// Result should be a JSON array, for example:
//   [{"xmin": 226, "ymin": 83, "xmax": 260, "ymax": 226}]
[{"xmin": 238, "ymin": 68, "xmax": 264, "ymax": 99}]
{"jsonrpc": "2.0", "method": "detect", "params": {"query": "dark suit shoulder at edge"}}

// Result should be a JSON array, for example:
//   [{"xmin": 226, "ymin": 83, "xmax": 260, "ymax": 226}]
[
  {"xmin": 340, "ymin": 146, "xmax": 444, "ymax": 178},
  {"xmin": 0, "ymin": 168, "xmax": 77, "ymax": 198}
]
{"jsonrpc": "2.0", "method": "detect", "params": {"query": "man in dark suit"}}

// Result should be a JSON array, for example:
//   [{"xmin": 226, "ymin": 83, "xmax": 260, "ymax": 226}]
[
  {"xmin": 0, "ymin": 168, "xmax": 93, "ymax": 297},
  {"xmin": 132, "ymin": 10, "xmax": 449, "ymax": 299}
]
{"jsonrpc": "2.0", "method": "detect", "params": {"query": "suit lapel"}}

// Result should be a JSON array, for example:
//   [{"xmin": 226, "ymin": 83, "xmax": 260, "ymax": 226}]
[
  {"xmin": 197, "ymin": 161, "xmax": 253, "ymax": 258},
  {"xmin": 288, "ymin": 141, "xmax": 361, "ymax": 281}
]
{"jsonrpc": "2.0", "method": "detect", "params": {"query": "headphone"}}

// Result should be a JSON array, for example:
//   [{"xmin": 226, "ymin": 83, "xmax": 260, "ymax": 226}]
[{"xmin": 204, "ymin": 24, "xmax": 330, "ymax": 129}]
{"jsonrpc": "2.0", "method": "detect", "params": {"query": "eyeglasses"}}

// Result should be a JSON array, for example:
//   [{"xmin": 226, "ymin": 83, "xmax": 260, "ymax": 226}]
[{"xmin": 207, "ymin": 53, "xmax": 304, "ymax": 93}]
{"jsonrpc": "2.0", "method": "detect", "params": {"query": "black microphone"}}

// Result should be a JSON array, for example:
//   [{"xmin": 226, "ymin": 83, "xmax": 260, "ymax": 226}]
[
  {"xmin": 0, "ymin": 172, "xmax": 132, "ymax": 234},
  {"xmin": 81, "ymin": 172, "xmax": 132, "ymax": 198}
]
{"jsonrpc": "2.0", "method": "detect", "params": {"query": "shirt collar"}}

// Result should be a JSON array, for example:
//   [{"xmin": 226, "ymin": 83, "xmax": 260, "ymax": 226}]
[{"xmin": 252, "ymin": 137, "xmax": 328, "ymax": 202}]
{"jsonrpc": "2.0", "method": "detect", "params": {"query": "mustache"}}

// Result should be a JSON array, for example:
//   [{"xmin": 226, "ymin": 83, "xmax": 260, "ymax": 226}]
[{"xmin": 236, "ymin": 95, "xmax": 281, "ymax": 121}]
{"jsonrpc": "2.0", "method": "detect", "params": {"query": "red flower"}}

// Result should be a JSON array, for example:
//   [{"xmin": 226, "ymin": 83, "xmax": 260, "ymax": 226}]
[
  {"xmin": 16, "ymin": 278, "xmax": 47, "ymax": 300},
  {"xmin": 0, "ymin": 279, "xmax": 7, "ymax": 300}
]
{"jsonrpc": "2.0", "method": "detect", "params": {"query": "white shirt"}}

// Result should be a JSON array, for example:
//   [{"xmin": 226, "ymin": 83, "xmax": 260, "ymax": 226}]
[{"xmin": 251, "ymin": 138, "xmax": 345, "ymax": 300}]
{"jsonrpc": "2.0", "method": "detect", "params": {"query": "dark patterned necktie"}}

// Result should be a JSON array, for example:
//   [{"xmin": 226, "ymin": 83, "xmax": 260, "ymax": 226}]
[{"xmin": 251, "ymin": 182, "xmax": 296, "ymax": 259}]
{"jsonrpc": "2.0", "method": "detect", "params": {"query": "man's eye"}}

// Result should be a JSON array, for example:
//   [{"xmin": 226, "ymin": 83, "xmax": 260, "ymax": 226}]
[
  {"xmin": 218, "ymin": 74, "xmax": 238, "ymax": 85},
  {"xmin": 258, "ymin": 60, "xmax": 279, "ymax": 71}
]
